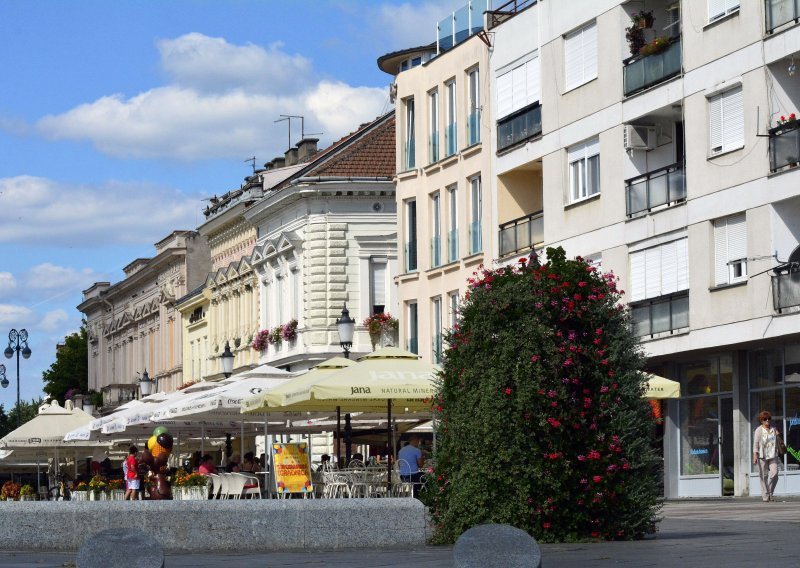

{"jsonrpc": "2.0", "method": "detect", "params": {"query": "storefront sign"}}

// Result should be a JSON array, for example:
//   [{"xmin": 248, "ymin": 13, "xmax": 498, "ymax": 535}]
[{"xmin": 272, "ymin": 442, "xmax": 313, "ymax": 494}]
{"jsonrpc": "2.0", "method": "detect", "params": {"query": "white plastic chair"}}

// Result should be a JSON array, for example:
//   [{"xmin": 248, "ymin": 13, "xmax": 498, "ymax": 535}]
[
  {"xmin": 226, "ymin": 473, "xmax": 246, "ymax": 499},
  {"xmin": 217, "ymin": 473, "xmax": 232, "ymax": 499},
  {"xmin": 207, "ymin": 473, "xmax": 221, "ymax": 499},
  {"xmin": 234, "ymin": 473, "xmax": 261, "ymax": 499},
  {"xmin": 393, "ymin": 460, "xmax": 414, "ymax": 497}
]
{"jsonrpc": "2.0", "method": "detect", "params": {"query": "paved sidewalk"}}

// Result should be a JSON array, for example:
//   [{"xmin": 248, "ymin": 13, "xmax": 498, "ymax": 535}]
[{"xmin": 0, "ymin": 498, "xmax": 797, "ymax": 567}]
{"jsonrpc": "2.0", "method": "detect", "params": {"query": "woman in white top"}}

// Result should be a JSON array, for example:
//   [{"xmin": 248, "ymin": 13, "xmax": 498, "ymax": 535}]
[{"xmin": 752, "ymin": 410, "xmax": 781, "ymax": 502}]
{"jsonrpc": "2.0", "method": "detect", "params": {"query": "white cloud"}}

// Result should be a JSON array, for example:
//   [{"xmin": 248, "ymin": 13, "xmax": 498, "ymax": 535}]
[
  {"xmin": 24, "ymin": 264, "xmax": 107, "ymax": 292},
  {"xmin": 35, "ymin": 34, "xmax": 388, "ymax": 161},
  {"xmin": 38, "ymin": 309, "xmax": 69, "ymax": 332},
  {"xmin": 0, "ymin": 273, "xmax": 16, "ymax": 298},
  {"xmin": 0, "ymin": 304, "xmax": 34, "ymax": 328},
  {"xmin": 0, "ymin": 175, "xmax": 201, "ymax": 245},
  {"xmin": 371, "ymin": 2, "xmax": 452, "ymax": 50}
]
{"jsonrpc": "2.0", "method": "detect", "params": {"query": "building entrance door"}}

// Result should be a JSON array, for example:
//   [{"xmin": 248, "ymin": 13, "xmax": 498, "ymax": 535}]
[{"xmin": 720, "ymin": 396, "xmax": 734, "ymax": 495}]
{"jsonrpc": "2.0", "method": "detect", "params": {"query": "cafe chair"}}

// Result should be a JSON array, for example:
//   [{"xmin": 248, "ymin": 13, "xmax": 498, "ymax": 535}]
[
  {"xmin": 207, "ymin": 473, "xmax": 222, "ymax": 499},
  {"xmin": 234, "ymin": 473, "xmax": 262, "ymax": 499}
]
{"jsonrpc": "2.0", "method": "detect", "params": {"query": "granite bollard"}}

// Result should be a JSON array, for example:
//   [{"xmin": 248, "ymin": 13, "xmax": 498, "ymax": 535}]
[
  {"xmin": 77, "ymin": 528, "xmax": 164, "ymax": 568},
  {"xmin": 453, "ymin": 524, "xmax": 542, "ymax": 568}
]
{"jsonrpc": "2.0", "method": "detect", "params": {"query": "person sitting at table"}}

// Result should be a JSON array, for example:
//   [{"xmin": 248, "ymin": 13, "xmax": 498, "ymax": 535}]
[
  {"xmin": 398, "ymin": 435, "xmax": 426, "ymax": 497},
  {"xmin": 226, "ymin": 453, "xmax": 241, "ymax": 473},
  {"xmin": 315, "ymin": 454, "xmax": 332, "ymax": 472},
  {"xmin": 349, "ymin": 453, "xmax": 365, "ymax": 467},
  {"xmin": 198, "ymin": 455, "xmax": 216, "ymax": 475},
  {"xmin": 240, "ymin": 452, "xmax": 259, "ymax": 473}
]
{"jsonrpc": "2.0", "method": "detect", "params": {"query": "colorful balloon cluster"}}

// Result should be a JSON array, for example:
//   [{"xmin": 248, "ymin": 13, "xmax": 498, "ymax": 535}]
[{"xmin": 140, "ymin": 425, "xmax": 174, "ymax": 500}]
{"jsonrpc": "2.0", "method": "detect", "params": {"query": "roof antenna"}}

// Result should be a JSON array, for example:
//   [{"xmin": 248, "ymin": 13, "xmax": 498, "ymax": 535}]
[
  {"xmin": 276, "ymin": 115, "xmax": 323, "ymax": 148},
  {"xmin": 244, "ymin": 156, "xmax": 256, "ymax": 174}
]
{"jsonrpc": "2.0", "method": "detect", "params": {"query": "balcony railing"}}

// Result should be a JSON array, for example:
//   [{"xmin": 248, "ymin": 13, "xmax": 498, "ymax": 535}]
[
  {"xmin": 431, "ymin": 235, "xmax": 442, "ymax": 268},
  {"xmin": 448, "ymin": 229, "xmax": 459, "ymax": 262},
  {"xmin": 405, "ymin": 240, "xmax": 418, "ymax": 272},
  {"xmin": 769, "ymin": 123, "xmax": 800, "ymax": 172},
  {"xmin": 445, "ymin": 122, "xmax": 457, "ymax": 157},
  {"xmin": 488, "ymin": 0, "xmax": 538, "ymax": 29},
  {"xmin": 405, "ymin": 139, "xmax": 416, "ymax": 170},
  {"xmin": 429, "ymin": 132, "xmax": 440, "ymax": 163},
  {"xmin": 772, "ymin": 265, "xmax": 800, "ymax": 312},
  {"xmin": 626, "ymin": 162, "xmax": 686, "ymax": 216},
  {"xmin": 623, "ymin": 36, "xmax": 681, "ymax": 97},
  {"xmin": 469, "ymin": 220, "xmax": 482, "ymax": 254},
  {"xmin": 499, "ymin": 211, "xmax": 543, "ymax": 257},
  {"xmin": 766, "ymin": 0, "xmax": 800, "ymax": 33},
  {"xmin": 497, "ymin": 103, "xmax": 541, "ymax": 152},
  {"xmin": 468, "ymin": 110, "xmax": 480, "ymax": 146},
  {"xmin": 631, "ymin": 291, "xmax": 689, "ymax": 337}
]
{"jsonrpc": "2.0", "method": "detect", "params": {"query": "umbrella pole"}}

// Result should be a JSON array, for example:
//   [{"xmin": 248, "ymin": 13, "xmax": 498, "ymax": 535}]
[
  {"xmin": 201, "ymin": 424, "xmax": 205, "ymax": 457},
  {"xmin": 264, "ymin": 416, "xmax": 271, "ymax": 499},
  {"xmin": 387, "ymin": 399, "xmax": 392, "ymax": 494},
  {"xmin": 336, "ymin": 406, "xmax": 341, "ymax": 468}
]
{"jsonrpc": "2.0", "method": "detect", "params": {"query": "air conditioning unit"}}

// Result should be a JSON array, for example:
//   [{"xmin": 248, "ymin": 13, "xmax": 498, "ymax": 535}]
[{"xmin": 624, "ymin": 124, "xmax": 657, "ymax": 150}]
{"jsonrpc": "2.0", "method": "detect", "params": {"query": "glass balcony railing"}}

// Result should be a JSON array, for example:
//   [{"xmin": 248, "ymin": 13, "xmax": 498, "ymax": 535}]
[
  {"xmin": 766, "ymin": 0, "xmax": 800, "ymax": 33},
  {"xmin": 445, "ymin": 122, "xmax": 457, "ymax": 157},
  {"xmin": 431, "ymin": 235, "xmax": 442, "ymax": 268},
  {"xmin": 499, "ymin": 211, "xmax": 544, "ymax": 257},
  {"xmin": 405, "ymin": 139, "xmax": 416, "ymax": 170},
  {"xmin": 497, "ymin": 103, "xmax": 541, "ymax": 151},
  {"xmin": 469, "ymin": 220, "xmax": 482, "ymax": 254},
  {"xmin": 626, "ymin": 162, "xmax": 686, "ymax": 216},
  {"xmin": 448, "ymin": 229, "xmax": 459, "ymax": 262},
  {"xmin": 623, "ymin": 36, "xmax": 681, "ymax": 97},
  {"xmin": 429, "ymin": 132, "xmax": 440, "ymax": 163},
  {"xmin": 468, "ymin": 110, "xmax": 480, "ymax": 146},
  {"xmin": 405, "ymin": 240, "xmax": 418, "ymax": 272},
  {"xmin": 769, "ymin": 123, "xmax": 800, "ymax": 172},
  {"xmin": 630, "ymin": 292, "xmax": 689, "ymax": 337},
  {"xmin": 772, "ymin": 267, "xmax": 800, "ymax": 312}
]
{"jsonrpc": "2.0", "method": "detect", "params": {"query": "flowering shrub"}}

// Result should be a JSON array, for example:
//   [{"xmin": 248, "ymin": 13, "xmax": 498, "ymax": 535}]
[
  {"xmin": 424, "ymin": 247, "xmax": 661, "ymax": 544},
  {"xmin": 107, "ymin": 479, "xmax": 125, "ymax": 490},
  {"xmin": 268, "ymin": 326, "xmax": 282, "ymax": 345},
  {"xmin": 639, "ymin": 36, "xmax": 670, "ymax": 57},
  {"xmin": 19, "ymin": 484, "xmax": 34, "ymax": 497},
  {"xmin": 252, "ymin": 329, "xmax": 270, "ymax": 351},
  {"xmin": 0, "ymin": 481, "xmax": 20, "ymax": 501},
  {"xmin": 173, "ymin": 468, "xmax": 206, "ymax": 488},
  {"xmin": 88, "ymin": 475, "xmax": 107, "ymax": 492},
  {"xmin": 363, "ymin": 312, "xmax": 399, "ymax": 348},
  {"xmin": 778, "ymin": 113, "xmax": 797, "ymax": 126},
  {"xmin": 72, "ymin": 481, "xmax": 88, "ymax": 492},
  {"xmin": 281, "ymin": 319, "xmax": 298, "ymax": 341}
]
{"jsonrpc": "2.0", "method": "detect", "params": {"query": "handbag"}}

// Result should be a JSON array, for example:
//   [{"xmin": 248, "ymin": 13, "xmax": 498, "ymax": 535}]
[{"xmin": 777, "ymin": 431, "xmax": 787, "ymax": 458}]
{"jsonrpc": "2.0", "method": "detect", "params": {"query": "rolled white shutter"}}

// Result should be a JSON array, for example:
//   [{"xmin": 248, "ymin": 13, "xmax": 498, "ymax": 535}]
[
  {"xmin": 727, "ymin": 213, "xmax": 747, "ymax": 263},
  {"xmin": 567, "ymin": 141, "xmax": 586, "ymax": 163},
  {"xmin": 582, "ymin": 22, "xmax": 598, "ymax": 83},
  {"xmin": 708, "ymin": 94, "xmax": 723, "ymax": 153},
  {"xmin": 526, "ymin": 56, "xmax": 540, "ymax": 106},
  {"xmin": 708, "ymin": 0, "xmax": 726, "ymax": 20},
  {"xmin": 722, "ymin": 87, "xmax": 744, "ymax": 151},
  {"xmin": 564, "ymin": 28, "xmax": 583, "ymax": 90},
  {"xmin": 511, "ymin": 65, "xmax": 526, "ymax": 113},
  {"xmin": 714, "ymin": 219, "xmax": 729, "ymax": 285},
  {"xmin": 497, "ymin": 71, "xmax": 513, "ymax": 118},
  {"xmin": 584, "ymin": 136, "xmax": 600, "ymax": 158},
  {"xmin": 661, "ymin": 241, "xmax": 678, "ymax": 295},
  {"xmin": 676, "ymin": 238, "xmax": 689, "ymax": 291},
  {"xmin": 645, "ymin": 247, "xmax": 662, "ymax": 299},
  {"xmin": 372, "ymin": 261, "xmax": 387, "ymax": 307},
  {"xmin": 630, "ymin": 251, "xmax": 646, "ymax": 301}
]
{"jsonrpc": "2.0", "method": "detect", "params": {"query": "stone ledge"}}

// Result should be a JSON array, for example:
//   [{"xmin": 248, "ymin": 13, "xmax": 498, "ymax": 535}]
[{"xmin": 0, "ymin": 499, "xmax": 426, "ymax": 553}]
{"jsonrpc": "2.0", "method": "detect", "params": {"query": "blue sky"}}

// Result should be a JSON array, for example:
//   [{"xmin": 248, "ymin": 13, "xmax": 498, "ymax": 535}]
[{"xmin": 0, "ymin": 0, "xmax": 460, "ymax": 406}]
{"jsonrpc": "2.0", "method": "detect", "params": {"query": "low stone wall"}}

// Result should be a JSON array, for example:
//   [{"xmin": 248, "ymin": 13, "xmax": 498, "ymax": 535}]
[{"xmin": 0, "ymin": 498, "xmax": 426, "ymax": 552}]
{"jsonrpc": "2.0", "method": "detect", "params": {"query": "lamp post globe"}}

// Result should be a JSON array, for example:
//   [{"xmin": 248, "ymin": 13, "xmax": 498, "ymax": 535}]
[
  {"xmin": 0, "ymin": 364, "xmax": 6, "ymax": 389},
  {"xmin": 3, "ymin": 347, "xmax": 11, "ymax": 359},
  {"xmin": 221, "ymin": 341, "xmax": 235, "ymax": 378},
  {"xmin": 5, "ymin": 329, "xmax": 31, "ymax": 428},
  {"xmin": 336, "ymin": 304, "xmax": 356, "ymax": 359},
  {"xmin": 139, "ymin": 369, "xmax": 154, "ymax": 397}
]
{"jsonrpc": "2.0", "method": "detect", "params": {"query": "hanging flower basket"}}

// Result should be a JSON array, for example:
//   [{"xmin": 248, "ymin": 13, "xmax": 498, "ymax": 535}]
[
  {"xmin": 252, "ymin": 329, "xmax": 270, "ymax": 351},
  {"xmin": 362, "ymin": 313, "xmax": 399, "ymax": 349}
]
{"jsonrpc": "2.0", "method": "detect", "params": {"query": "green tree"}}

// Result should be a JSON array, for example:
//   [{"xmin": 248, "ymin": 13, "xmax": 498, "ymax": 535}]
[
  {"xmin": 0, "ymin": 398, "xmax": 44, "ymax": 438},
  {"xmin": 41, "ymin": 325, "xmax": 88, "ymax": 404},
  {"xmin": 425, "ymin": 247, "xmax": 661, "ymax": 543}
]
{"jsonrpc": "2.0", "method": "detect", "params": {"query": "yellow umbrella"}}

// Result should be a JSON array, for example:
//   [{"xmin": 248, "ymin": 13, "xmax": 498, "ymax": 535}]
[{"xmin": 644, "ymin": 374, "xmax": 681, "ymax": 399}]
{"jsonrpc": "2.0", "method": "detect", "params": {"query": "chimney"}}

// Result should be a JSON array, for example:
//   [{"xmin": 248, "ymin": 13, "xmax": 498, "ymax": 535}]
[
  {"xmin": 285, "ymin": 147, "xmax": 299, "ymax": 166},
  {"xmin": 267, "ymin": 156, "xmax": 285, "ymax": 170},
  {"xmin": 296, "ymin": 138, "xmax": 319, "ymax": 162}
]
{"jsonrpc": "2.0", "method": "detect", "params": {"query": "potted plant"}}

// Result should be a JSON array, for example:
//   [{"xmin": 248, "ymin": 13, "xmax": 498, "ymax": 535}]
[
  {"xmin": 625, "ymin": 24, "xmax": 646, "ymax": 56},
  {"xmin": 639, "ymin": 36, "xmax": 671, "ymax": 57},
  {"xmin": 631, "ymin": 10, "xmax": 654, "ymax": 29},
  {"xmin": 108, "ymin": 478, "xmax": 125, "ymax": 500},
  {"xmin": 252, "ymin": 329, "xmax": 270, "ymax": 352},
  {"xmin": 268, "ymin": 326, "xmax": 283, "ymax": 346},
  {"xmin": 19, "ymin": 484, "xmax": 35, "ymax": 502},
  {"xmin": 71, "ymin": 481, "xmax": 89, "ymax": 501},
  {"xmin": 281, "ymin": 319, "xmax": 298, "ymax": 343},
  {"xmin": 777, "ymin": 113, "xmax": 798, "ymax": 130},
  {"xmin": 363, "ymin": 312, "xmax": 400, "ymax": 350},
  {"xmin": 1, "ymin": 481, "xmax": 20, "ymax": 502},
  {"xmin": 88, "ymin": 474, "xmax": 107, "ymax": 501}
]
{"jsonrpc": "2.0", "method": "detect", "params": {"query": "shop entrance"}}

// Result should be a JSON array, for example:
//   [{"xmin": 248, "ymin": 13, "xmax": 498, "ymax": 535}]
[{"xmin": 720, "ymin": 396, "xmax": 734, "ymax": 495}]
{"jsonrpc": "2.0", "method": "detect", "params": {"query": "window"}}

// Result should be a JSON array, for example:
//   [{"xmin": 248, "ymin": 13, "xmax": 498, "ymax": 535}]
[
  {"xmin": 404, "ymin": 98, "xmax": 415, "ymax": 169},
  {"xmin": 629, "ymin": 238, "xmax": 690, "ymax": 336},
  {"xmin": 714, "ymin": 213, "xmax": 747, "ymax": 285},
  {"xmin": 405, "ymin": 200, "xmax": 418, "ymax": 272},
  {"xmin": 447, "ymin": 185, "xmax": 458, "ymax": 262},
  {"xmin": 564, "ymin": 22, "xmax": 597, "ymax": 91},
  {"xmin": 407, "ymin": 302, "xmax": 419, "ymax": 354},
  {"xmin": 708, "ymin": 0, "xmax": 739, "ymax": 22},
  {"xmin": 370, "ymin": 257, "xmax": 388, "ymax": 314},
  {"xmin": 445, "ymin": 80, "xmax": 457, "ymax": 156},
  {"xmin": 708, "ymin": 86, "xmax": 743, "ymax": 155},
  {"xmin": 497, "ymin": 55, "xmax": 540, "ymax": 119},
  {"xmin": 469, "ymin": 175, "xmax": 482, "ymax": 254},
  {"xmin": 467, "ymin": 68, "xmax": 480, "ymax": 145},
  {"xmin": 568, "ymin": 137, "xmax": 600, "ymax": 202},
  {"xmin": 432, "ymin": 296, "xmax": 443, "ymax": 364},
  {"xmin": 449, "ymin": 291, "xmax": 460, "ymax": 328},
  {"xmin": 429, "ymin": 90, "xmax": 439, "ymax": 163},
  {"xmin": 431, "ymin": 192, "xmax": 442, "ymax": 268}
]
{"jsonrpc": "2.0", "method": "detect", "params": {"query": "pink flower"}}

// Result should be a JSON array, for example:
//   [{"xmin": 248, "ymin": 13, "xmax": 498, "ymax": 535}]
[
  {"xmin": 531, "ymin": 355, "xmax": 540, "ymax": 362},
  {"xmin": 542, "ymin": 522, "xmax": 551, "ymax": 530},
  {"xmin": 547, "ymin": 417, "xmax": 561, "ymax": 428},
  {"xmin": 505, "ymin": 387, "xmax": 512, "ymax": 395},
  {"xmin": 592, "ymin": 475, "xmax": 602, "ymax": 483}
]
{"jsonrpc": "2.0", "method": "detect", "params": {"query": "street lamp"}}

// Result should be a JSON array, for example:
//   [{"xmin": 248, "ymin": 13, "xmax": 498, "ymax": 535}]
[
  {"xmin": 0, "ymin": 365, "xmax": 6, "ymax": 389},
  {"xmin": 4, "ymin": 329, "xmax": 31, "ymax": 428},
  {"xmin": 139, "ymin": 369, "xmax": 154, "ymax": 397},
  {"xmin": 335, "ymin": 304, "xmax": 356, "ymax": 359},
  {"xmin": 221, "ymin": 341, "xmax": 234, "ymax": 378}
]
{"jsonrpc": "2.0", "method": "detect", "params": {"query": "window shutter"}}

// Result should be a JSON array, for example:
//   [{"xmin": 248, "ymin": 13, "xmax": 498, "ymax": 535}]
[
  {"xmin": 526, "ymin": 56, "xmax": 540, "ymax": 106},
  {"xmin": 567, "ymin": 141, "xmax": 586, "ymax": 163},
  {"xmin": 722, "ymin": 87, "xmax": 744, "ymax": 151},
  {"xmin": 371, "ymin": 262, "xmax": 387, "ymax": 307},
  {"xmin": 714, "ymin": 218, "xmax": 729, "ymax": 285},
  {"xmin": 676, "ymin": 238, "xmax": 689, "ymax": 291},
  {"xmin": 511, "ymin": 65, "xmax": 526, "ymax": 113},
  {"xmin": 497, "ymin": 71, "xmax": 513, "ymax": 118},
  {"xmin": 727, "ymin": 213, "xmax": 747, "ymax": 262},
  {"xmin": 661, "ymin": 241, "xmax": 678, "ymax": 295},
  {"xmin": 584, "ymin": 136, "xmax": 600, "ymax": 158},
  {"xmin": 582, "ymin": 22, "xmax": 598, "ymax": 83},
  {"xmin": 630, "ymin": 251, "xmax": 646, "ymax": 301},
  {"xmin": 708, "ymin": 0, "xmax": 726, "ymax": 20},
  {"xmin": 645, "ymin": 246, "xmax": 662, "ymax": 299},
  {"xmin": 564, "ymin": 28, "xmax": 582, "ymax": 90},
  {"xmin": 708, "ymin": 94, "xmax": 723, "ymax": 153}
]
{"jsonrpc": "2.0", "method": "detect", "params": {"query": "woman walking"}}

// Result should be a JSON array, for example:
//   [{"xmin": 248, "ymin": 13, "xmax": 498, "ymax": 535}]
[{"xmin": 753, "ymin": 411, "xmax": 781, "ymax": 502}]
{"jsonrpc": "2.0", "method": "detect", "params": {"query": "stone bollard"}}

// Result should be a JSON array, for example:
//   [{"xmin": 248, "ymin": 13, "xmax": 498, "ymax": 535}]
[
  {"xmin": 453, "ymin": 524, "xmax": 542, "ymax": 568},
  {"xmin": 77, "ymin": 528, "xmax": 164, "ymax": 568}
]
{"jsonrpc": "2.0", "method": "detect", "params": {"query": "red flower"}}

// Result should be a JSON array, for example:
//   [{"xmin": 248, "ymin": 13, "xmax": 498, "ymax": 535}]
[
  {"xmin": 592, "ymin": 475, "xmax": 602, "ymax": 483},
  {"xmin": 505, "ymin": 387, "xmax": 512, "ymax": 395},
  {"xmin": 542, "ymin": 522, "xmax": 551, "ymax": 530}
]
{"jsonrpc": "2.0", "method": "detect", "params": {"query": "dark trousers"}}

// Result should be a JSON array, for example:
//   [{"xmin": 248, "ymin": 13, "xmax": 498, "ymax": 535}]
[{"xmin": 400, "ymin": 472, "xmax": 423, "ymax": 497}]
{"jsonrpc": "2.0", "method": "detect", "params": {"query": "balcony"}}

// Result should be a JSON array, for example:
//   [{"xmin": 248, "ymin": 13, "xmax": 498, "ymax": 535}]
[
  {"xmin": 772, "ymin": 265, "xmax": 800, "ymax": 312},
  {"xmin": 499, "ymin": 211, "xmax": 543, "ymax": 257},
  {"xmin": 405, "ymin": 240, "xmax": 418, "ymax": 272},
  {"xmin": 469, "ymin": 220, "xmax": 482, "ymax": 254},
  {"xmin": 766, "ymin": 0, "xmax": 800, "ymax": 34},
  {"xmin": 497, "ymin": 103, "xmax": 541, "ymax": 152},
  {"xmin": 769, "ymin": 122, "xmax": 800, "ymax": 173},
  {"xmin": 631, "ymin": 291, "xmax": 689, "ymax": 337},
  {"xmin": 445, "ymin": 122, "xmax": 457, "ymax": 157},
  {"xmin": 468, "ymin": 110, "xmax": 480, "ymax": 146},
  {"xmin": 429, "ymin": 132, "xmax": 440, "ymax": 163},
  {"xmin": 623, "ymin": 36, "xmax": 681, "ymax": 97},
  {"xmin": 404, "ymin": 139, "xmax": 416, "ymax": 170},
  {"xmin": 448, "ymin": 229, "xmax": 459, "ymax": 262},
  {"xmin": 431, "ymin": 235, "xmax": 442, "ymax": 268},
  {"xmin": 626, "ymin": 162, "xmax": 686, "ymax": 217}
]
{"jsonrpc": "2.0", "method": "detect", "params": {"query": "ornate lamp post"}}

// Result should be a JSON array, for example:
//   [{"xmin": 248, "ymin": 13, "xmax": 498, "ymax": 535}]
[
  {"xmin": 335, "ymin": 304, "xmax": 357, "ymax": 464},
  {"xmin": 221, "ymin": 341, "xmax": 234, "ymax": 378},
  {"xmin": 4, "ymin": 329, "xmax": 31, "ymax": 428},
  {"xmin": 139, "ymin": 369, "xmax": 154, "ymax": 397}
]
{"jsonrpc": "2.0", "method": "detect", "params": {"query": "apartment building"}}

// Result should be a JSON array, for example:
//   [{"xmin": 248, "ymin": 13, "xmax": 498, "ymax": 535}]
[
  {"xmin": 379, "ymin": 0, "xmax": 492, "ymax": 363},
  {"xmin": 488, "ymin": 0, "xmax": 800, "ymax": 498}
]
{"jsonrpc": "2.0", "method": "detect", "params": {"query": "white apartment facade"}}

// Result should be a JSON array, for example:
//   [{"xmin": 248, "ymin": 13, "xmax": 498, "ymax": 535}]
[{"xmin": 489, "ymin": 0, "xmax": 800, "ymax": 498}]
